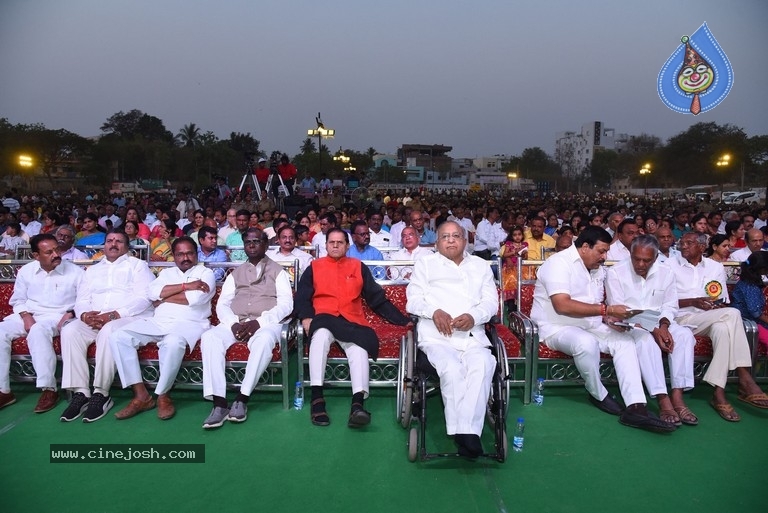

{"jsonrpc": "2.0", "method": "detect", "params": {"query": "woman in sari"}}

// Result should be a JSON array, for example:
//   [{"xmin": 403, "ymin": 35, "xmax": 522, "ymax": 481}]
[{"xmin": 150, "ymin": 219, "xmax": 176, "ymax": 262}]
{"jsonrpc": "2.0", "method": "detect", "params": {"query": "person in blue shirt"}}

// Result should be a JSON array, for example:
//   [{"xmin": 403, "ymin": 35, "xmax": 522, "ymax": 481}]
[
  {"xmin": 730, "ymin": 251, "xmax": 768, "ymax": 350},
  {"xmin": 409, "ymin": 210, "xmax": 437, "ymax": 246},
  {"xmin": 347, "ymin": 220, "xmax": 385, "ymax": 279},
  {"xmin": 197, "ymin": 226, "xmax": 229, "ymax": 281}
]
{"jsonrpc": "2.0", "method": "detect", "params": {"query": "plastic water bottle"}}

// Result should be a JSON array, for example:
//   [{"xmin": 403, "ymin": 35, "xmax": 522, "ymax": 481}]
[
  {"xmin": 533, "ymin": 378, "xmax": 544, "ymax": 406},
  {"xmin": 512, "ymin": 417, "xmax": 525, "ymax": 452},
  {"xmin": 293, "ymin": 381, "xmax": 304, "ymax": 410}
]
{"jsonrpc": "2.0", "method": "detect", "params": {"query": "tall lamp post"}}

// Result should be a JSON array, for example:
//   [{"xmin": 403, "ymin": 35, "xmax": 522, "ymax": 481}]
[
  {"xmin": 716, "ymin": 154, "xmax": 730, "ymax": 200},
  {"xmin": 639, "ymin": 163, "xmax": 651, "ymax": 198},
  {"xmin": 507, "ymin": 172, "xmax": 518, "ymax": 192},
  {"xmin": 307, "ymin": 112, "xmax": 334, "ymax": 176}
]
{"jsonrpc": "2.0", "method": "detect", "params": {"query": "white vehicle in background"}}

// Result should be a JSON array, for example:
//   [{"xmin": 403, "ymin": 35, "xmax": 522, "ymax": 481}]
[{"xmin": 722, "ymin": 191, "xmax": 757, "ymax": 205}]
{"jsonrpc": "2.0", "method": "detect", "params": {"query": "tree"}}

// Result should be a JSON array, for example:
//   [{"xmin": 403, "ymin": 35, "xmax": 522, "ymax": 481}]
[
  {"xmin": 176, "ymin": 123, "xmax": 201, "ymax": 148},
  {"xmin": 228, "ymin": 132, "xmax": 261, "ymax": 158},
  {"xmin": 300, "ymin": 138, "xmax": 316, "ymax": 155},
  {"xmin": 658, "ymin": 122, "xmax": 747, "ymax": 187}
]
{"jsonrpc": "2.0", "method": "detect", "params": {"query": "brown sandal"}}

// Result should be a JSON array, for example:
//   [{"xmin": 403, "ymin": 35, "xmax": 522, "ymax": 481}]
[
  {"xmin": 310, "ymin": 398, "xmax": 330, "ymax": 426},
  {"xmin": 709, "ymin": 399, "xmax": 740, "ymax": 422},
  {"xmin": 673, "ymin": 406, "xmax": 699, "ymax": 426},
  {"xmin": 658, "ymin": 408, "xmax": 682, "ymax": 427}
]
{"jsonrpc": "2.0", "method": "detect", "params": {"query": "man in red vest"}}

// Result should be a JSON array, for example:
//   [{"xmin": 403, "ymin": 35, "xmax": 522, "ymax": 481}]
[{"xmin": 295, "ymin": 228, "xmax": 411, "ymax": 428}]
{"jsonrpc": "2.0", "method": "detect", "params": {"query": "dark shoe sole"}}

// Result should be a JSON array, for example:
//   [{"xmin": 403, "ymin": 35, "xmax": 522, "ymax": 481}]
[
  {"xmin": 588, "ymin": 394, "xmax": 623, "ymax": 416},
  {"xmin": 347, "ymin": 410, "xmax": 371, "ymax": 428},
  {"xmin": 619, "ymin": 415, "xmax": 677, "ymax": 433}
]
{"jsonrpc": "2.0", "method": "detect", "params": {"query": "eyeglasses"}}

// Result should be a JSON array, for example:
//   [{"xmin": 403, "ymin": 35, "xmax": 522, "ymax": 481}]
[
  {"xmin": 243, "ymin": 239, "xmax": 264, "ymax": 246},
  {"xmin": 439, "ymin": 233, "xmax": 464, "ymax": 241},
  {"xmin": 353, "ymin": 232, "xmax": 369, "ymax": 237},
  {"xmin": 327, "ymin": 240, "xmax": 346, "ymax": 246}
]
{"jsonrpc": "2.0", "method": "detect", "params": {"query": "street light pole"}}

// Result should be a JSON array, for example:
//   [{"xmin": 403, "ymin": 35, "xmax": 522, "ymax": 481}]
[
  {"xmin": 307, "ymin": 112, "xmax": 334, "ymax": 176},
  {"xmin": 716, "ymin": 154, "xmax": 730, "ymax": 200},
  {"xmin": 639, "ymin": 163, "xmax": 651, "ymax": 198}
]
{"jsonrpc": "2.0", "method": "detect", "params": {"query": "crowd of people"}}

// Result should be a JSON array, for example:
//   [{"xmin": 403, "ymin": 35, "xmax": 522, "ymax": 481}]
[{"xmin": 0, "ymin": 183, "xmax": 767, "ymax": 451}]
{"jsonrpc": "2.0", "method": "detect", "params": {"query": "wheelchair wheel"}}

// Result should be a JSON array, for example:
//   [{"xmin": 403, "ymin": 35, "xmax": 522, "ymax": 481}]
[
  {"xmin": 497, "ymin": 427, "xmax": 508, "ymax": 463},
  {"xmin": 408, "ymin": 427, "xmax": 418, "ymax": 462},
  {"xmin": 399, "ymin": 331, "xmax": 415, "ymax": 428}
]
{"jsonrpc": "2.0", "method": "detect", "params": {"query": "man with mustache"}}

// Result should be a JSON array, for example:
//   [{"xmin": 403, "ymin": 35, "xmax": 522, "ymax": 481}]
[
  {"xmin": 109, "ymin": 236, "xmax": 216, "ymax": 420},
  {"xmin": 0, "ymin": 234, "xmax": 84, "ymax": 412},
  {"xmin": 530, "ymin": 226, "xmax": 675, "ymax": 433},
  {"xmin": 58, "ymin": 229, "xmax": 156, "ymax": 422}
]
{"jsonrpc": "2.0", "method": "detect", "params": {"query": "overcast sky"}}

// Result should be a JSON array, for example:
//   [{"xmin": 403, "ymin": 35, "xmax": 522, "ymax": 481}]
[{"xmin": 1, "ymin": 0, "xmax": 766, "ymax": 158}]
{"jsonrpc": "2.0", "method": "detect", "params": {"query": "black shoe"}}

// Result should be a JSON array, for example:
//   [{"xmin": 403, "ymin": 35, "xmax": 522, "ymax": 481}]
[
  {"xmin": 347, "ymin": 409, "xmax": 371, "ymax": 428},
  {"xmin": 60, "ymin": 392, "xmax": 89, "ymax": 422},
  {"xmin": 82, "ymin": 393, "xmax": 114, "ymax": 423},
  {"xmin": 589, "ymin": 393, "xmax": 624, "ymax": 416},
  {"xmin": 454, "ymin": 434, "xmax": 484, "ymax": 459},
  {"xmin": 619, "ymin": 409, "xmax": 677, "ymax": 433}
]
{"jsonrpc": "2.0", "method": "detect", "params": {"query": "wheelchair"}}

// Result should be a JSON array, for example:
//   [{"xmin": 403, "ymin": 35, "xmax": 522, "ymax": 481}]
[{"xmin": 396, "ymin": 317, "xmax": 510, "ymax": 462}]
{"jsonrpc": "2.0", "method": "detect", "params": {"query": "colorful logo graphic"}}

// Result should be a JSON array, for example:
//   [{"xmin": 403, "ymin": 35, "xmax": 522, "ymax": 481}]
[
  {"xmin": 657, "ymin": 23, "xmax": 733, "ymax": 115},
  {"xmin": 705, "ymin": 280, "xmax": 723, "ymax": 299}
]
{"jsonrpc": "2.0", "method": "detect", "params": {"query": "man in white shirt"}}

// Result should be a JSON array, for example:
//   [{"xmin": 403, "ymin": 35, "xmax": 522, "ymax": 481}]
[
  {"xmin": 175, "ymin": 190, "xmax": 200, "ymax": 222},
  {"xmin": 669, "ymin": 232, "xmax": 768, "ymax": 421},
  {"xmin": 19, "ymin": 210, "xmax": 42, "ymax": 237},
  {"xmin": 313, "ymin": 212, "xmax": 336, "ymax": 258},
  {"xmin": 406, "ymin": 221, "xmax": 499, "ymax": 458},
  {"xmin": 474, "ymin": 207, "xmax": 506, "ymax": 260},
  {"xmin": 55, "ymin": 225, "xmax": 88, "ymax": 260},
  {"xmin": 606, "ymin": 235, "xmax": 698, "ymax": 426},
  {"xmin": 391, "ymin": 226, "xmax": 433, "ymax": 261},
  {"xmin": 217, "ymin": 208, "xmax": 237, "ymax": 242},
  {"xmin": 531, "ymin": 226, "xmax": 675, "ymax": 433},
  {"xmin": 605, "ymin": 212, "xmax": 625, "ymax": 239},
  {"xmin": 754, "ymin": 208, "xmax": 768, "ymax": 230},
  {"xmin": 388, "ymin": 207, "xmax": 410, "ymax": 248},
  {"xmin": 606, "ymin": 219, "xmax": 638, "ymax": 261},
  {"xmin": 367, "ymin": 212, "xmax": 390, "ymax": 248},
  {"xmin": 447, "ymin": 204, "xmax": 475, "ymax": 244},
  {"xmin": 110, "ymin": 236, "xmax": 216, "ymax": 421},
  {"xmin": 729, "ymin": 228, "xmax": 765, "ymax": 262},
  {"xmin": 98, "ymin": 204, "xmax": 121, "ymax": 230},
  {"xmin": 59, "ymin": 230, "xmax": 155, "ymax": 422},
  {"xmin": 0, "ymin": 234, "xmax": 84, "ymax": 412},
  {"xmin": 655, "ymin": 226, "xmax": 680, "ymax": 263},
  {"xmin": 266, "ymin": 225, "xmax": 313, "ymax": 278}
]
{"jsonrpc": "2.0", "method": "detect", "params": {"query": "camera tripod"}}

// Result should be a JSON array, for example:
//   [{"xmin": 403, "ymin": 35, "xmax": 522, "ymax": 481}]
[{"xmin": 238, "ymin": 161, "xmax": 262, "ymax": 201}]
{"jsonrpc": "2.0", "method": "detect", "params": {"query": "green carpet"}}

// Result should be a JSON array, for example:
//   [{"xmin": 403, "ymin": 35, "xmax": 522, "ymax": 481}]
[{"xmin": 1, "ymin": 383, "xmax": 765, "ymax": 513}]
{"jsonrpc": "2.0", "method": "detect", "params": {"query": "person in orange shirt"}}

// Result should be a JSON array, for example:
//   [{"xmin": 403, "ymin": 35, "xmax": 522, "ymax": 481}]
[{"xmin": 295, "ymin": 228, "xmax": 411, "ymax": 428}]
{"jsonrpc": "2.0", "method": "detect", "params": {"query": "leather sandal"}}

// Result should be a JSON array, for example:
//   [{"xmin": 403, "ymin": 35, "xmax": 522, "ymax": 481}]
[
  {"xmin": 310, "ymin": 398, "xmax": 330, "ymax": 426},
  {"xmin": 673, "ymin": 406, "xmax": 699, "ymax": 426}
]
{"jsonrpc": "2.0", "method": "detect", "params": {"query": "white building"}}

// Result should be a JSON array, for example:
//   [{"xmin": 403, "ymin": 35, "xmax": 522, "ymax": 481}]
[{"xmin": 555, "ymin": 121, "xmax": 616, "ymax": 174}]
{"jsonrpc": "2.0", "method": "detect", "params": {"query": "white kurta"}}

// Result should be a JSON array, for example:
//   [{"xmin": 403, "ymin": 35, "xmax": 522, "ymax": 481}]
[{"xmin": 406, "ymin": 252, "xmax": 498, "ymax": 435}]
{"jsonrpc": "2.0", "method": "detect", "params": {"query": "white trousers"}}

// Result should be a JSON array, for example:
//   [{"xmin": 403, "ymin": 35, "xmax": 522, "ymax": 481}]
[
  {"xmin": 419, "ymin": 340, "xmax": 496, "ymax": 436},
  {"xmin": 628, "ymin": 323, "xmax": 695, "ymax": 396},
  {"xmin": 201, "ymin": 323, "xmax": 281, "ymax": 400},
  {"xmin": 0, "ymin": 313, "xmax": 62, "ymax": 391},
  {"xmin": 677, "ymin": 307, "xmax": 752, "ymax": 389},
  {"xmin": 60, "ymin": 317, "xmax": 139, "ymax": 396},
  {"xmin": 309, "ymin": 328, "xmax": 370, "ymax": 396},
  {"xmin": 109, "ymin": 329, "xmax": 188, "ymax": 396},
  {"xmin": 545, "ymin": 325, "xmax": 646, "ymax": 406}
]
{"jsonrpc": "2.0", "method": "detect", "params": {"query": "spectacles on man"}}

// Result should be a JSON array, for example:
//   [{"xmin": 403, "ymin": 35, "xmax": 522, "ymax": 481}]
[
  {"xmin": 439, "ymin": 233, "xmax": 464, "ymax": 241},
  {"xmin": 243, "ymin": 239, "xmax": 264, "ymax": 246}
]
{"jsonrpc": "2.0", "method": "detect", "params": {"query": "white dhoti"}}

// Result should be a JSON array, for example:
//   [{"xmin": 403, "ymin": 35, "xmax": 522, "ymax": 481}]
[
  {"xmin": 629, "ymin": 323, "xmax": 695, "ymax": 396},
  {"xmin": 545, "ymin": 324, "xmax": 646, "ymax": 406},
  {"xmin": 201, "ymin": 323, "xmax": 282, "ymax": 400},
  {"xmin": 110, "ymin": 318, "xmax": 206, "ymax": 396},
  {"xmin": 0, "ymin": 313, "xmax": 62, "ymax": 391},
  {"xmin": 418, "ymin": 337, "xmax": 496, "ymax": 436}
]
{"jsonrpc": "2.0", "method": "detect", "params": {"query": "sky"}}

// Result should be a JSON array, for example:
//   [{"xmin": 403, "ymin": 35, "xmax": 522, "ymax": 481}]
[{"xmin": 1, "ymin": 0, "xmax": 767, "ymax": 159}]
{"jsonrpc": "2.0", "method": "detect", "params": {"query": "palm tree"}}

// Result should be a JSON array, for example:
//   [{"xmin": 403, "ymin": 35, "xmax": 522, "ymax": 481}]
[
  {"xmin": 176, "ymin": 123, "xmax": 201, "ymax": 148},
  {"xmin": 300, "ymin": 138, "xmax": 316, "ymax": 155}
]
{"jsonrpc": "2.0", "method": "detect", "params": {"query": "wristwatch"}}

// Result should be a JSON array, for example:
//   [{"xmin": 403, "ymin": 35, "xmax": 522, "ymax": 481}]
[{"xmin": 108, "ymin": 312, "xmax": 118, "ymax": 321}]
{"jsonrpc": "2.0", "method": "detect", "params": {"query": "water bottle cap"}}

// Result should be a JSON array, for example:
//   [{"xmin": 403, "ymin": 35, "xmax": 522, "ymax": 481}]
[
  {"xmin": 517, "ymin": 417, "xmax": 524, "ymax": 422},
  {"xmin": 537, "ymin": 377, "xmax": 544, "ymax": 382},
  {"xmin": 295, "ymin": 381, "xmax": 302, "ymax": 386}
]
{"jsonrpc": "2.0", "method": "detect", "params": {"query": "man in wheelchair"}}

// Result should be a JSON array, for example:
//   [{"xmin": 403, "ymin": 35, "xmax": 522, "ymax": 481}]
[{"xmin": 406, "ymin": 221, "xmax": 499, "ymax": 458}]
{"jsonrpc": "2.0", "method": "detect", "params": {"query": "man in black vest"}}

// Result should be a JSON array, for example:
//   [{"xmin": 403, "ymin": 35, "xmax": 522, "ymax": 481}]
[{"xmin": 200, "ymin": 228, "xmax": 294, "ymax": 429}]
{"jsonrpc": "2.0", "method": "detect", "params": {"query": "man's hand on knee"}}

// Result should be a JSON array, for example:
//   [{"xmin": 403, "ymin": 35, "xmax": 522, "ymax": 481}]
[{"xmin": 433, "ymin": 309, "xmax": 454, "ymax": 336}]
